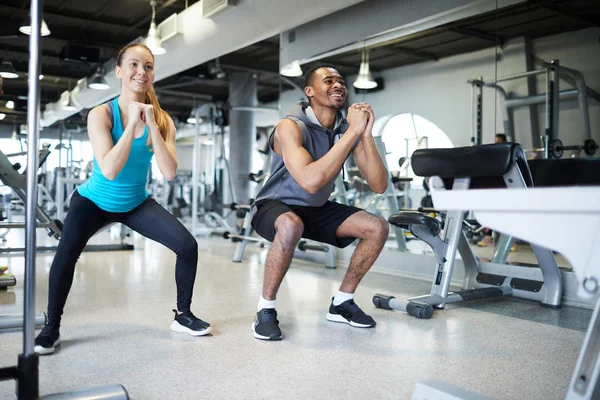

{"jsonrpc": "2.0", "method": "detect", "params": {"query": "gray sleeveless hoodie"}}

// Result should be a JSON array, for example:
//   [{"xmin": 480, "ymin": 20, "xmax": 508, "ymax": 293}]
[{"xmin": 251, "ymin": 101, "xmax": 351, "ymax": 216}]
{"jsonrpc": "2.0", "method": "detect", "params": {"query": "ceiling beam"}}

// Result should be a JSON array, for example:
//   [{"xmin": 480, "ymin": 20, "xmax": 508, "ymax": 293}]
[
  {"xmin": 0, "ymin": 5, "xmax": 146, "ymax": 33},
  {"xmin": 154, "ymin": 88, "xmax": 213, "ymax": 101},
  {"xmin": 156, "ymin": 80, "xmax": 204, "ymax": 91},
  {"xmin": 540, "ymin": 4, "xmax": 600, "ymax": 27},
  {"xmin": 448, "ymin": 27, "xmax": 504, "ymax": 47},
  {"xmin": 390, "ymin": 46, "xmax": 438, "ymax": 61},
  {"xmin": 93, "ymin": 0, "xmax": 123, "ymax": 17},
  {"xmin": 1, "ymin": 43, "xmax": 63, "ymax": 61}
]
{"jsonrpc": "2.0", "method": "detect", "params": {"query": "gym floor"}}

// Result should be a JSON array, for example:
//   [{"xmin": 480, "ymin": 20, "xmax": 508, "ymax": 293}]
[{"xmin": 0, "ymin": 229, "xmax": 592, "ymax": 399}]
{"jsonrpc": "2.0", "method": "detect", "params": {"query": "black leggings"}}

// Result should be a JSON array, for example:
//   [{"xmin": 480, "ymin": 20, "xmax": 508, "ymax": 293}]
[{"xmin": 46, "ymin": 191, "xmax": 198, "ymax": 327}]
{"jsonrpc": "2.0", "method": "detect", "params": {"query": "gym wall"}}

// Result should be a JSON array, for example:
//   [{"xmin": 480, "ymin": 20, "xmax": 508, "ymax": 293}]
[{"xmin": 344, "ymin": 27, "xmax": 599, "ymax": 149}]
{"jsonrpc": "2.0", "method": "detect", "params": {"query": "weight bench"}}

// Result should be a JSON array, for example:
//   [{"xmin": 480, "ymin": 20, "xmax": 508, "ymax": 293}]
[
  {"xmin": 373, "ymin": 143, "xmax": 562, "ymax": 318},
  {"xmin": 412, "ymin": 156, "xmax": 600, "ymax": 400}
]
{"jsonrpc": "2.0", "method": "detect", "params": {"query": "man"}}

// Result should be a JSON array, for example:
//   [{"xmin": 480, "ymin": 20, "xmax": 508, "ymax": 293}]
[{"xmin": 249, "ymin": 65, "xmax": 390, "ymax": 340}]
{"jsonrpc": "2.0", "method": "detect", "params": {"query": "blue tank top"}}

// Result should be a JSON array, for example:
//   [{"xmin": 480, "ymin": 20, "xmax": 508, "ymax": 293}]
[{"xmin": 77, "ymin": 97, "xmax": 154, "ymax": 212}]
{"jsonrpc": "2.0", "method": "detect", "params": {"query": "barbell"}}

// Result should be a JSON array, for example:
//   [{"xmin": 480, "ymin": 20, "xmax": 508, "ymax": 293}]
[{"xmin": 526, "ymin": 139, "xmax": 597, "ymax": 158}]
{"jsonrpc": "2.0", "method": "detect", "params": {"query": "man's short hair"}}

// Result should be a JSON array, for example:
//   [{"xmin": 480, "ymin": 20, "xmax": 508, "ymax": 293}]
[
  {"xmin": 303, "ymin": 64, "xmax": 339, "ymax": 89},
  {"xmin": 495, "ymin": 133, "xmax": 507, "ymax": 143}
]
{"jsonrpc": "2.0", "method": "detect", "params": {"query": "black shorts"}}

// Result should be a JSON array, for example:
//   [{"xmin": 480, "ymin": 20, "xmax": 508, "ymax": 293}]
[{"xmin": 250, "ymin": 200, "xmax": 362, "ymax": 248}]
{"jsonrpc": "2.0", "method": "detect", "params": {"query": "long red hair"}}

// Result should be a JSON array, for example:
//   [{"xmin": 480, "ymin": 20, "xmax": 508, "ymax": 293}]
[{"xmin": 117, "ymin": 42, "xmax": 169, "ymax": 140}]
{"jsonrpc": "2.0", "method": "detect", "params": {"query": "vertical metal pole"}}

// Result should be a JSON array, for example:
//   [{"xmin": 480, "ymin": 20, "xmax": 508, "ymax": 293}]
[
  {"xmin": 470, "ymin": 81, "xmax": 476, "ymax": 146},
  {"xmin": 476, "ymin": 80, "xmax": 483, "ymax": 146},
  {"xmin": 20, "ymin": 0, "xmax": 42, "ymax": 398},
  {"xmin": 551, "ymin": 59, "xmax": 560, "ymax": 142},
  {"xmin": 191, "ymin": 105, "xmax": 199, "ymax": 236},
  {"xmin": 374, "ymin": 136, "xmax": 406, "ymax": 251},
  {"xmin": 25, "ymin": 0, "xmax": 42, "ymax": 358},
  {"xmin": 228, "ymin": 71, "xmax": 257, "ymax": 210},
  {"xmin": 524, "ymin": 37, "xmax": 542, "ymax": 149},
  {"xmin": 544, "ymin": 67, "xmax": 551, "ymax": 159}
]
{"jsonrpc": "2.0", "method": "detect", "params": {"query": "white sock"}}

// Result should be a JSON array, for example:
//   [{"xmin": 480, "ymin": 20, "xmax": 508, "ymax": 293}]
[
  {"xmin": 258, "ymin": 296, "xmax": 276, "ymax": 311},
  {"xmin": 333, "ymin": 290, "xmax": 354, "ymax": 306}
]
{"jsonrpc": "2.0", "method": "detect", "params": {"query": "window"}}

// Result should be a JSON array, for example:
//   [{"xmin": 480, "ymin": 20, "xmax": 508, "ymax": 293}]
[{"xmin": 379, "ymin": 113, "xmax": 453, "ymax": 180}]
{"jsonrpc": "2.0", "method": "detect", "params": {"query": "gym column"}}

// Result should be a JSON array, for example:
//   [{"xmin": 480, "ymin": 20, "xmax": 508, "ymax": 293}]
[{"xmin": 227, "ymin": 72, "xmax": 258, "ymax": 214}]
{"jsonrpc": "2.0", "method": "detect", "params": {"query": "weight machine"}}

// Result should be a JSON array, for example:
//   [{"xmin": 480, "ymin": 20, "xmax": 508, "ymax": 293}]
[
  {"xmin": 468, "ymin": 58, "xmax": 597, "ymax": 265},
  {"xmin": 468, "ymin": 59, "xmax": 595, "ymax": 159}
]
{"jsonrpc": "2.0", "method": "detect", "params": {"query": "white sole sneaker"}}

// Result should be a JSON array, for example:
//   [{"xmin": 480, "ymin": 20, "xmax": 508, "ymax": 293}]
[
  {"xmin": 170, "ymin": 321, "xmax": 212, "ymax": 336},
  {"xmin": 251, "ymin": 322, "xmax": 282, "ymax": 340},
  {"xmin": 34, "ymin": 338, "xmax": 61, "ymax": 355},
  {"xmin": 326, "ymin": 313, "xmax": 374, "ymax": 328}
]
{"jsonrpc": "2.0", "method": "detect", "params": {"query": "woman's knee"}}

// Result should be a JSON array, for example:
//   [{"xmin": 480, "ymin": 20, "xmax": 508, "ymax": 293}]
[
  {"xmin": 178, "ymin": 233, "xmax": 198, "ymax": 260},
  {"xmin": 274, "ymin": 213, "xmax": 304, "ymax": 244}
]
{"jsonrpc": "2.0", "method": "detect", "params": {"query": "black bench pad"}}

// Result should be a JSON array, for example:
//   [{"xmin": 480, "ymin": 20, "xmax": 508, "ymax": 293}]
[
  {"xmin": 529, "ymin": 158, "xmax": 600, "ymax": 187},
  {"xmin": 388, "ymin": 212, "xmax": 441, "ymax": 236},
  {"xmin": 412, "ymin": 143, "xmax": 526, "ymax": 178}
]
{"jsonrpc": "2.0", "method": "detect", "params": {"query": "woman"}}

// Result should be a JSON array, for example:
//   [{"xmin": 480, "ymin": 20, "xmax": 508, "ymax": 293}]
[{"xmin": 35, "ymin": 43, "xmax": 211, "ymax": 355}]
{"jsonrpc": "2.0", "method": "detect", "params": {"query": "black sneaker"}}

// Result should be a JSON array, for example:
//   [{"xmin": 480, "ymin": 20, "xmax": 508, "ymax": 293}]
[
  {"xmin": 34, "ymin": 325, "xmax": 61, "ymax": 355},
  {"xmin": 326, "ymin": 298, "xmax": 376, "ymax": 328},
  {"xmin": 252, "ymin": 308, "xmax": 282, "ymax": 340},
  {"xmin": 170, "ymin": 309, "xmax": 212, "ymax": 336}
]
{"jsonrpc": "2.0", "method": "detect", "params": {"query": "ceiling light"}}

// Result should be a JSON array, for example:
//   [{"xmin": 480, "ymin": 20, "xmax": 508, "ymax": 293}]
[
  {"xmin": 19, "ymin": 18, "xmax": 51, "ymax": 36},
  {"xmin": 62, "ymin": 99, "xmax": 78, "ymax": 111},
  {"xmin": 0, "ymin": 113, "xmax": 6, "ymax": 120},
  {"xmin": 280, "ymin": 61, "xmax": 303, "ymax": 77},
  {"xmin": 187, "ymin": 116, "xmax": 203, "ymax": 125},
  {"xmin": 353, "ymin": 49, "xmax": 377, "ymax": 90},
  {"xmin": 209, "ymin": 59, "xmax": 226, "ymax": 79},
  {"xmin": 0, "ymin": 61, "xmax": 19, "ymax": 79},
  {"xmin": 6, "ymin": 100, "xmax": 15, "ymax": 109},
  {"xmin": 39, "ymin": 74, "xmax": 44, "ymax": 80},
  {"xmin": 144, "ymin": 1, "xmax": 166, "ymax": 55},
  {"xmin": 89, "ymin": 68, "xmax": 110, "ymax": 90}
]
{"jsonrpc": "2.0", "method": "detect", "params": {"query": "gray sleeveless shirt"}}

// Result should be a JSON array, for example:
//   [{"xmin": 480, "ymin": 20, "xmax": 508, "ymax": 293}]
[{"xmin": 251, "ymin": 101, "xmax": 352, "ymax": 217}]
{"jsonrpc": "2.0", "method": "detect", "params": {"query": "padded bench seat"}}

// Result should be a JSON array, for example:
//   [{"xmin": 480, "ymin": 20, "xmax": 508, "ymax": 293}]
[
  {"xmin": 388, "ymin": 212, "xmax": 441, "ymax": 236},
  {"xmin": 411, "ymin": 143, "xmax": 532, "ymax": 189}
]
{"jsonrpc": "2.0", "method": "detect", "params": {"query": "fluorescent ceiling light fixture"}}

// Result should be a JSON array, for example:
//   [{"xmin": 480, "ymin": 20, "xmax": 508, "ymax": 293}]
[
  {"xmin": 19, "ymin": 18, "xmax": 51, "ymax": 36},
  {"xmin": 6, "ymin": 100, "xmax": 15, "ymax": 109},
  {"xmin": 187, "ymin": 116, "xmax": 203, "ymax": 124},
  {"xmin": 62, "ymin": 99, "xmax": 78, "ymax": 111},
  {"xmin": 89, "ymin": 69, "xmax": 110, "ymax": 90},
  {"xmin": 280, "ymin": 61, "xmax": 303, "ymax": 77},
  {"xmin": 0, "ymin": 61, "xmax": 19, "ymax": 79},
  {"xmin": 353, "ymin": 49, "xmax": 377, "ymax": 90},
  {"xmin": 145, "ymin": 25, "xmax": 166, "ymax": 55},
  {"xmin": 0, "ymin": 113, "xmax": 6, "ymax": 120},
  {"xmin": 144, "ymin": 1, "xmax": 166, "ymax": 55}
]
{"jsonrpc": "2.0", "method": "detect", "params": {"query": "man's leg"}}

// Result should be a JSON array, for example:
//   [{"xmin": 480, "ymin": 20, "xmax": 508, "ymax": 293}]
[
  {"xmin": 335, "ymin": 210, "xmax": 389, "ymax": 293},
  {"xmin": 262, "ymin": 212, "xmax": 304, "ymax": 300},
  {"xmin": 251, "ymin": 201, "xmax": 305, "ymax": 340},
  {"xmin": 325, "ymin": 208, "xmax": 388, "ymax": 328}
]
